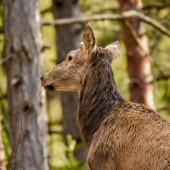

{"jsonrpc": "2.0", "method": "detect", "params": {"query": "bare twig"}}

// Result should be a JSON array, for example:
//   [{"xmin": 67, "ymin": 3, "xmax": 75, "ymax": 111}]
[
  {"xmin": 41, "ymin": 10, "xmax": 170, "ymax": 37},
  {"xmin": 48, "ymin": 130, "xmax": 61, "ymax": 134},
  {"xmin": 123, "ymin": 18, "xmax": 157, "ymax": 76},
  {"xmin": 40, "ymin": 14, "xmax": 123, "ymax": 26},
  {"xmin": 41, "ymin": 44, "xmax": 52, "ymax": 52},
  {"xmin": 41, "ymin": 7, "xmax": 52, "ymax": 15},
  {"xmin": 123, "ymin": 19, "xmax": 169, "ymax": 85},
  {"xmin": 0, "ymin": 55, "xmax": 12, "ymax": 65},
  {"xmin": 0, "ymin": 27, "xmax": 3, "ymax": 34},
  {"xmin": 143, "ymin": 3, "xmax": 170, "ymax": 10},
  {"xmin": 115, "ymin": 11, "xmax": 170, "ymax": 37},
  {"xmin": 9, "ymin": 88, "xmax": 44, "ymax": 170},
  {"xmin": 156, "ymin": 74, "xmax": 170, "ymax": 81},
  {"xmin": 48, "ymin": 121, "xmax": 62, "ymax": 126},
  {"xmin": 124, "ymin": 19, "xmax": 149, "ymax": 57},
  {"xmin": 157, "ymin": 105, "xmax": 170, "ymax": 112},
  {"xmin": 0, "ymin": 94, "xmax": 7, "ymax": 101},
  {"xmin": 0, "ymin": 126, "xmax": 6, "ymax": 131}
]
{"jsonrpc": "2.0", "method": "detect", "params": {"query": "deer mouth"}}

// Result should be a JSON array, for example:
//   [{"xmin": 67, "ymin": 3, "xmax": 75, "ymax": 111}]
[{"xmin": 45, "ymin": 84, "xmax": 55, "ymax": 91}]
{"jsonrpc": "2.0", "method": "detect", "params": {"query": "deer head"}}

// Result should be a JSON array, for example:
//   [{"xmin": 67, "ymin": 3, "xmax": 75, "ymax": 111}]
[{"xmin": 41, "ymin": 23, "xmax": 121, "ymax": 92}]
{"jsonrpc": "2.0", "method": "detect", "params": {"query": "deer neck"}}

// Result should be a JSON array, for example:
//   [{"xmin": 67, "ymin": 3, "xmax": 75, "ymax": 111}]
[{"xmin": 78, "ymin": 61, "xmax": 125, "ymax": 147}]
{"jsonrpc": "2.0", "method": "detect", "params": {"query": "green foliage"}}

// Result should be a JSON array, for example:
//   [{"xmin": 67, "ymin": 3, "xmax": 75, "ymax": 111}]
[
  {"xmin": 0, "ymin": 0, "xmax": 170, "ymax": 169},
  {"xmin": 0, "ymin": 94, "xmax": 12, "ymax": 169},
  {"xmin": 79, "ymin": 0, "xmax": 118, "ymax": 14},
  {"xmin": 0, "ymin": 0, "xmax": 12, "ymax": 168},
  {"xmin": 143, "ymin": 1, "xmax": 170, "ymax": 117},
  {"xmin": 50, "ymin": 135, "xmax": 88, "ymax": 170}
]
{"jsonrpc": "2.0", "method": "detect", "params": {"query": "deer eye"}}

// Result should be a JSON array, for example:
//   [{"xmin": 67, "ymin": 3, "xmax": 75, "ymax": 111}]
[{"xmin": 68, "ymin": 56, "xmax": 72, "ymax": 61}]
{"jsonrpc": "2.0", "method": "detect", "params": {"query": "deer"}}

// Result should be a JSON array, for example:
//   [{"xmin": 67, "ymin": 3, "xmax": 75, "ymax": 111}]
[{"xmin": 41, "ymin": 23, "xmax": 170, "ymax": 170}]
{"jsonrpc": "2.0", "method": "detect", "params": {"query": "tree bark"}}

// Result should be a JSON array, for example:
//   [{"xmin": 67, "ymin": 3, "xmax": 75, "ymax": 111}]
[
  {"xmin": 3, "ymin": 0, "xmax": 49, "ymax": 169},
  {"xmin": 119, "ymin": 0, "xmax": 155, "ymax": 109},
  {"xmin": 52, "ymin": 0, "xmax": 87, "ymax": 161}
]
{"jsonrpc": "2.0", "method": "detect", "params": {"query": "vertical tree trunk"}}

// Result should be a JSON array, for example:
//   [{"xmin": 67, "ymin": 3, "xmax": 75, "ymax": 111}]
[
  {"xmin": 119, "ymin": 0, "xmax": 155, "ymax": 109},
  {"xmin": 3, "ymin": 0, "xmax": 49, "ymax": 169},
  {"xmin": 52, "ymin": 0, "xmax": 87, "ymax": 161}
]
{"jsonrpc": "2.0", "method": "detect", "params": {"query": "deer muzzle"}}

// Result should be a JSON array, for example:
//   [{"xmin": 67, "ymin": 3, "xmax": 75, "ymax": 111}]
[{"xmin": 40, "ymin": 74, "xmax": 55, "ymax": 91}]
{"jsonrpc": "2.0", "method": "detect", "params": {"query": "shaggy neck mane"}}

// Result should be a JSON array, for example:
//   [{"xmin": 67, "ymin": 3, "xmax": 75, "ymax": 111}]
[{"xmin": 78, "ymin": 46, "xmax": 125, "ymax": 147}]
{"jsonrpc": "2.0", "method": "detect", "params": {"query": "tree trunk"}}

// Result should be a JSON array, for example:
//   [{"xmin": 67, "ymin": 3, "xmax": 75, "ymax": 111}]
[
  {"xmin": 3, "ymin": 0, "xmax": 49, "ymax": 169},
  {"xmin": 119, "ymin": 0, "xmax": 155, "ymax": 109},
  {"xmin": 52, "ymin": 0, "xmax": 87, "ymax": 161}
]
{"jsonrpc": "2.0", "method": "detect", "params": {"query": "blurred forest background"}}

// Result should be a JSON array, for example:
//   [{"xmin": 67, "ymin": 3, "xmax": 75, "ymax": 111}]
[{"xmin": 0, "ymin": 0, "xmax": 170, "ymax": 169}]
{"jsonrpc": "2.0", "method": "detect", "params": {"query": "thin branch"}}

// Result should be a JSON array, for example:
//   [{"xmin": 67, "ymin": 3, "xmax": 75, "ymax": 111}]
[
  {"xmin": 40, "ymin": 7, "xmax": 52, "ymax": 15},
  {"xmin": 157, "ymin": 105, "xmax": 170, "ymax": 112},
  {"xmin": 156, "ymin": 74, "xmax": 170, "ymax": 81},
  {"xmin": 9, "ymin": 89, "xmax": 44, "ymax": 170},
  {"xmin": 48, "ymin": 121, "xmax": 62, "ymax": 126},
  {"xmin": 123, "ymin": 18, "xmax": 157, "ymax": 80},
  {"xmin": 0, "ymin": 126, "xmax": 6, "ymax": 131},
  {"xmin": 0, "ymin": 94, "xmax": 7, "ymax": 101},
  {"xmin": 41, "ymin": 44, "xmax": 51, "ymax": 52},
  {"xmin": 143, "ymin": 3, "xmax": 170, "ymax": 10},
  {"xmin": 48, "ymin": 130, "xmax": 61, "ymax": 134},
  {"xmin": 153, "ymin": 61, "xmax": 166, "ymax": 76},
  {"xmin": 0, "ymin": 55, "xmax": 12, "ymax": 65},
  {"xmin": 40, "ymin": 14, "xmax": 122, "ymax": 26},
  {"xmin": 124, "ymin": 19, "xmax": 149, "ymax": 57},
  {"xmin": 0, "ymin": 27, "xmax": 3, "ymax": 34},
  {"xmin": 41, "ymin": 10, "xmax": 170, "ymax": 37}
]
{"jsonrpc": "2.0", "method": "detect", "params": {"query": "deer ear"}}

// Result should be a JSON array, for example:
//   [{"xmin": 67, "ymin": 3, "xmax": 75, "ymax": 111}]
[
  {"xmin": 83, "ymin": 23, "xmax": 96, "ymax": 55},
  {"xmin": 78, "ymin": 42, "xmax": 83, "ymax": 51},
  {"xmin": 105, "ymin": 41, "xmax": 121, "ymax": 61}
]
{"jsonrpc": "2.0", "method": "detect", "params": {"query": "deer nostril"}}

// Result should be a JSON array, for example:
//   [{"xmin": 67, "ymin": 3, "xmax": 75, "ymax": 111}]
[
  {"xmin": 46, "ymin": 85, "xmax": 54, "ymax": 91},
  {"xmin": 40, "ymin": 75, "xmax": 43, "ymax": 81}
]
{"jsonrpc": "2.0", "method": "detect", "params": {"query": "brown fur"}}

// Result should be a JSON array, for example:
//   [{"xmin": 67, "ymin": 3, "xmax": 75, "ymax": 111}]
[{"xmin": 41, "ymin": 24, "xmax": 170, "ymax": 170}]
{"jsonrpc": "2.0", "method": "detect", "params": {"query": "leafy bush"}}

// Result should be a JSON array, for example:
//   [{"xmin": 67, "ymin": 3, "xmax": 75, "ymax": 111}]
[{"xmin": 56, "ymin": 135, "xmax": 88, "ymax": 170}]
